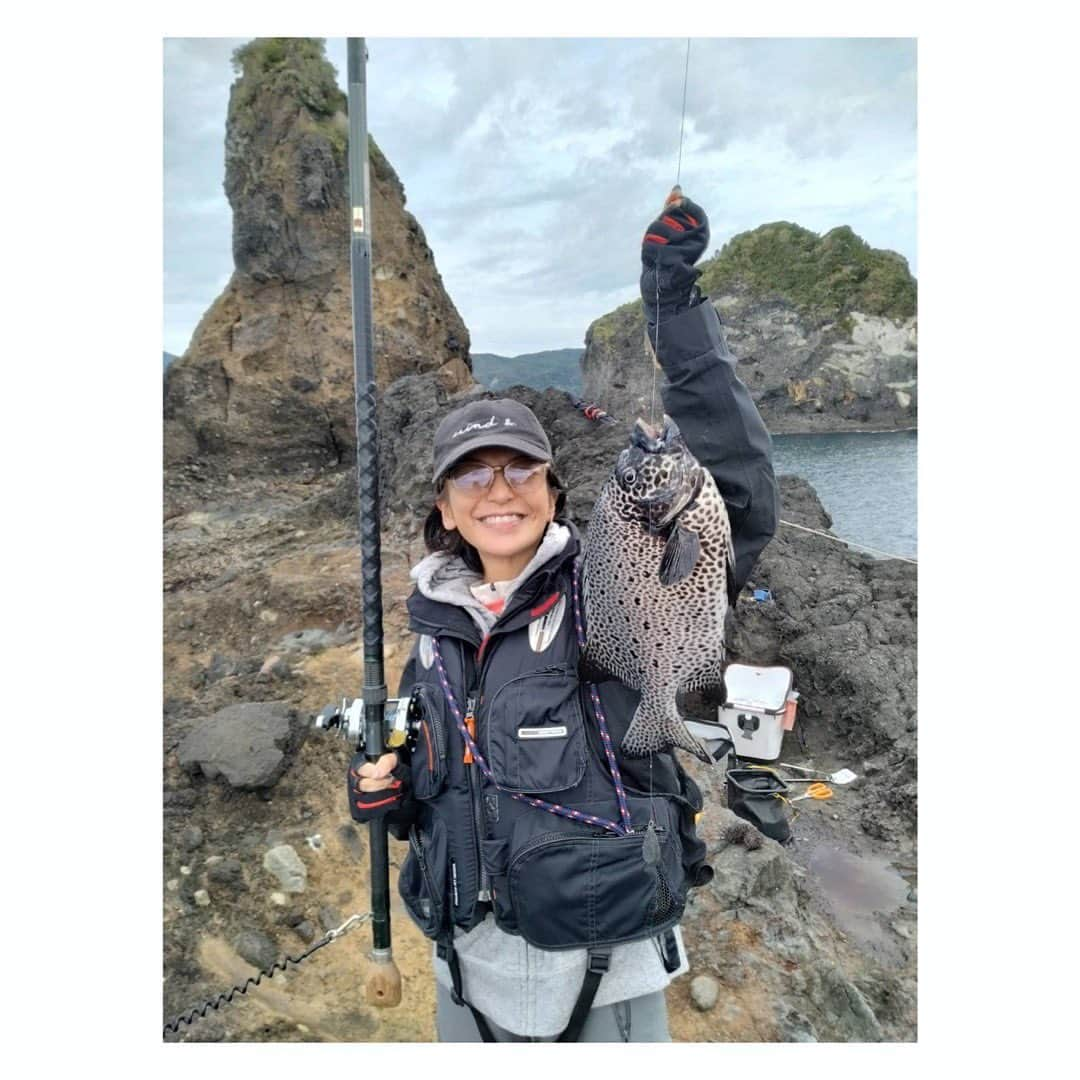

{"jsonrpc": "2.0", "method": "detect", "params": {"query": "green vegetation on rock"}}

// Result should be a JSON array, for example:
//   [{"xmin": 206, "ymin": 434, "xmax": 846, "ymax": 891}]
[
  {"xmin": 230, "ymin": 38, "xmax": 347, "ymax": 121},
  {"xmin": 587, "ymin": 298, "xmax": 644, "ymax": 345},
  {"xmin": 697, "ymin": 222, "xmax": 916, "ymax": 326}
]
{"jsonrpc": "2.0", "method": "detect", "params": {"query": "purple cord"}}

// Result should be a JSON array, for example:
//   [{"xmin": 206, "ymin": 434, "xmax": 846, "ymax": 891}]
[{"xmin": 428, "ymin": 559, "xmax": 633, "ymax": 836}]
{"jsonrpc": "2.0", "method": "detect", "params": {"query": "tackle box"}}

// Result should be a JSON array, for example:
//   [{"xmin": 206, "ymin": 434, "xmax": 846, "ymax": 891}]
[{"xmin": 718, "ymin": 663, "xmax": 795, "ymax": 762}]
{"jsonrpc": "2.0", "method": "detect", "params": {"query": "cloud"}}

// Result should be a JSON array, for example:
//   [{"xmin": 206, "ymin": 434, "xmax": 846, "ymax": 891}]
[{"xmin": 164, "ymin": 36, "xmax": 916, "ymax": 357}]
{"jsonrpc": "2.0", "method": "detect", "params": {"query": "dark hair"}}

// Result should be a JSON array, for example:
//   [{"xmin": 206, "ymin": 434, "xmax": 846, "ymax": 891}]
[{"xmin": 423, "ymin": 468, "xmax": 569, "ymax": 575}]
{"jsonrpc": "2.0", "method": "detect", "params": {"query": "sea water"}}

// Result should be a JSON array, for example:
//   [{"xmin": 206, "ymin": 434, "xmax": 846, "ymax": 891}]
[{"xmin": 771, "ymin": 430, "xmax": 917, "ymax": 560}]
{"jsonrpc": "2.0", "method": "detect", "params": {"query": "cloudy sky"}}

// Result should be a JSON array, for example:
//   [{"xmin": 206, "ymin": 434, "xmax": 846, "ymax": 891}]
[{"xmin": 164, "ymin": 37, "xmax": 916, "ymax": 358}]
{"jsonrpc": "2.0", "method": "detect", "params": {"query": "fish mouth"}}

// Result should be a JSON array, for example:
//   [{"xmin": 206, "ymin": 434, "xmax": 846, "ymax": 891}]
[
  {"xmin": 629, "ymin": 417, "xmax": 698, "ymax": 529},
  {"xmin": 631, "ymin": 415, "xmax": 683, "ymax": 452}
]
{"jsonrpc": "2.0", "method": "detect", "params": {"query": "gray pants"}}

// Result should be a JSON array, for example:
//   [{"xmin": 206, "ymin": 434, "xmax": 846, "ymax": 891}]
[{"xmin": 435, "ymin": 982, "xmax": 671, "ymax": 1042}]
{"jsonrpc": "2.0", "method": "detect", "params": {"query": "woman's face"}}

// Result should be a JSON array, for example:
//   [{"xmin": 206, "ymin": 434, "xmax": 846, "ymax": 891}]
[{"xmin": 436, "ymin": 447, "xmax": 557, "ymax": 582}]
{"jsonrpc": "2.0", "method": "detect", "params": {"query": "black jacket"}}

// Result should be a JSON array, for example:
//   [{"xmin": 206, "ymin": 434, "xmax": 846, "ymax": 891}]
[
  {"xmin": 391, "ymin": 298, "xmax": 777, "ymax": 950},
  {"xmin": 656, "ymin": 298, "xmax": 778, "ymax": 592}
]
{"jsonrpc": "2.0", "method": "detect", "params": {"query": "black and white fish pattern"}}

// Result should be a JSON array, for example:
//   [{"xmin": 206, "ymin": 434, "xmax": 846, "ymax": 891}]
[{"xmin": 581, "ymin": 416, "xmax": 735, "ymax": 759}]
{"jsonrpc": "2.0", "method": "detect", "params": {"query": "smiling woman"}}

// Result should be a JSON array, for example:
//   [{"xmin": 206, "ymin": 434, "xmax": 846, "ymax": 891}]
[{"xmin": 345, "ymin": 193, "xmax": 779, "ymax": 1044}]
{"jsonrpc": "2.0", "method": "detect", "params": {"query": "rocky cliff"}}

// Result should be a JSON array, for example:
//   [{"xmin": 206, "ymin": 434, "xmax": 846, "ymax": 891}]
[
  {"xmin": 164, "ymin": 38, "xmax": 473, "ymax": 477},
  {"xmin": 582, "ymin": 223, "xmax": 917, "ymax": 433},
  {"xmin": 164, "ymin": 373, "xmax": 916, "ymax": 1043}
]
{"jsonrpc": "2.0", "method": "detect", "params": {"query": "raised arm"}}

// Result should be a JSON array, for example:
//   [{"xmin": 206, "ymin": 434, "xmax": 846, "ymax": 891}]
[{"xmin": 640, "ymin": 193, "xmax": 779, "ymax": 592}]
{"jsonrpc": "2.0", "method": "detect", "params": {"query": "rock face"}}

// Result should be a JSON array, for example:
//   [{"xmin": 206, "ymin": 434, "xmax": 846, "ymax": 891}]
[
  {"xmin": 679, "ymin": 807, "xmax": 889, "ymax": 1042},
  {"xmin": 164, "ymin": 38, "xmax": 473, "ymax": 477},
  {"xmin": 582, "ymin": 223, "xmax": 917, "ymax": 433},
  {"xmin": 728, "ymin": 475, "xmax": 917, "ymax": 841}
]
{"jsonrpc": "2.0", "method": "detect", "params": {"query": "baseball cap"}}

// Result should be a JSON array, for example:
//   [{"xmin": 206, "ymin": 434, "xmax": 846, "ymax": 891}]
[{"xmin": 432, "ymin": 398, "xmax": 553, "ymax": 484}]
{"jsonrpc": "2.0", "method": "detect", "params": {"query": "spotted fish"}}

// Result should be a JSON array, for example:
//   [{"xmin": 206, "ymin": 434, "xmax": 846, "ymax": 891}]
[{"xmin": 581, "ymin": 416, "xmax": 735, "ymax": 759}]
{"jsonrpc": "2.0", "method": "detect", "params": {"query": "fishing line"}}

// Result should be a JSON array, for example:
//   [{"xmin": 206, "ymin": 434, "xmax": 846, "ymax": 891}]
[
  {"xmin": 676, "ymin": 39, "xmax": 691, "ymax": 187},
  {"xmin": 779, "ymin": 519, "xmax": 917, "ymax": 564}
]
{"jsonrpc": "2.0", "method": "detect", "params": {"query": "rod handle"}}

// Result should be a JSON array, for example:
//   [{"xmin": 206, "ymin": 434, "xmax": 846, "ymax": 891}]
[{"xmin": 365, "ymin": 954, "xmax": 402, "ymax": 1007}]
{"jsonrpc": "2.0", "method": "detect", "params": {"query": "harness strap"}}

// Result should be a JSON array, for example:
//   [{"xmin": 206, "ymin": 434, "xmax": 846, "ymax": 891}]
[
  {"xmin": 556, "ymin": 948, "xmax": 611, "ymax": 1042},
  {"xmin": 439, "ymin": 935, "xmax": 497, "ymax": 1042}
]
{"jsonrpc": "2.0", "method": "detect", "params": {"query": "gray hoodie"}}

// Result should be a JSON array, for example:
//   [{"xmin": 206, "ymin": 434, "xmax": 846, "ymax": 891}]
[{"xmin": 410, "ymin": 522, "xmax": 688, "ymax": 1038}]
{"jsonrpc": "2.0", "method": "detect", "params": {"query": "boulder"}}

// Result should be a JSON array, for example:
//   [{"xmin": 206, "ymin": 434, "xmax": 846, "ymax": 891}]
[{"xmin": 177, "ymin": 702, "xmax": 307, "ymax": 789}]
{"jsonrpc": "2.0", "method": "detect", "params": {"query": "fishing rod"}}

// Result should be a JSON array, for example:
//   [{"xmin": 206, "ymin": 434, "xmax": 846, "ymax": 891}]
[{"xmin": 346, "ymin": 36, "xmax": 401, "ymax": 1008}]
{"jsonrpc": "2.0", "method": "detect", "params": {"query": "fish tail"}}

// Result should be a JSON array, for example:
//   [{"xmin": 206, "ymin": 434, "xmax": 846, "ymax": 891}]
[{"xmin": 621, "ymin": 694, "xmax": 706, "ymax": 760}]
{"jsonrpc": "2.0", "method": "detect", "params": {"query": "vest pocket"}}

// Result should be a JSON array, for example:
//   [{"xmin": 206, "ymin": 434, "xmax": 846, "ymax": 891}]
[
  {"xmin": 409, "ymin": 687, "xmax": 448, "ymax": 801},
  {"xmin": 483, "ymin": 667, "xmax": 586, "ymax": 793},
  {"xmin": 399, "ymin": 818, "xmax": 449, "ymax": 938},
  {"xmin": 505, "ymin": 797, "xmax": 685, "ymax": 949}
]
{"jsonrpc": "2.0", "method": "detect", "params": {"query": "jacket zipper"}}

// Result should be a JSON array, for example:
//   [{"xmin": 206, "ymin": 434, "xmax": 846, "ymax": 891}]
[
  {"xmin": 408, "ymin": 827, "xmax": 442, "ymax": 926},
  {"xmin": 463, "ymin": 692, "xmax": 491, "ymax": 901}
]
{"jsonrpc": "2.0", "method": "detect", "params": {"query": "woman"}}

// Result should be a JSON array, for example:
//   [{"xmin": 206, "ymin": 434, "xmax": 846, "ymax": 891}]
[{"xmin": 349, "ymin": 194, "xmax": 778, "ymax": 1042}]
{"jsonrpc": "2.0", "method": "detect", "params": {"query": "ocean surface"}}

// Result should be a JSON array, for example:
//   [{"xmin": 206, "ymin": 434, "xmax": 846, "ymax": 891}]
[{"xmin": 771, "ymin": 430, "xmax": 917, "ymax": 560}]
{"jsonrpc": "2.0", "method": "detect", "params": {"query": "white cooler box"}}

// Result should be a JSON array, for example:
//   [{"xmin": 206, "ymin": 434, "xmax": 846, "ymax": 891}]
[{"xmin": 719, "ymin": 663, "xmax": 796, "ymax": 762}]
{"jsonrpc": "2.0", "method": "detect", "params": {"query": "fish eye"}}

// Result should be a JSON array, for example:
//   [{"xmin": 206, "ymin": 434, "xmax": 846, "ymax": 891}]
[{"xmin": 622, "ymin": 468, "xmax": 636, "ymax": 486}]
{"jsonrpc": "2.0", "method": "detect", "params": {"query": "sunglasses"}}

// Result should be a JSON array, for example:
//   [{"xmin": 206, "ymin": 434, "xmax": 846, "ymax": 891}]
[{"xmin": 447, "ymin": 460, "xmax": 549, "ymax": 494}]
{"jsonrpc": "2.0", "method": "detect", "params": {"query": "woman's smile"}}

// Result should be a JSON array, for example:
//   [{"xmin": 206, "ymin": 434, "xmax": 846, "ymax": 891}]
[{"xmin": 476, "ymin": 512, "xmax": 526, "ymax": 531}]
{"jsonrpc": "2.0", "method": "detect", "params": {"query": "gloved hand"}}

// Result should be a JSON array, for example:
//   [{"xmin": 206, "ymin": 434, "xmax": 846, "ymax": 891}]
[
  {"xmin": 347, "ymin": 750, "xmax": 409, "ymax": 822},
  {"xmin": 640, "ymin": 189, "xmax": 710, "ymax": 329}
]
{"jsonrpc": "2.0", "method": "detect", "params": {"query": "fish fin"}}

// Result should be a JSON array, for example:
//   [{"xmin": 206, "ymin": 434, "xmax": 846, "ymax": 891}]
[
  {"xmin": 725, "ymin": 531, "xmax": 738, "ymax": 606},
  {"xmin": 658, "ymin": 524, "xmax": 700, "ymax": 586},
  {"xmin": 683, "ymin": 666, "xmax": 727, "ymax": 692},
  {"xmin": 621, "ymin": 695, "xmax": 709, "ymax": 760}
]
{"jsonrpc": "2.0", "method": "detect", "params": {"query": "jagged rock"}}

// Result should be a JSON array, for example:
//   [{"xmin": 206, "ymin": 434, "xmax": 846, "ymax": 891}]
[
  {"xmin": 263, "ymin": 844, "xmax": 307, "ymax": 893},
  {"xmin": 177, "ymin": 702, "xmax": 307, "ymax": 789},
  {"xmin": 232, "ymin": 929, "xmax": 279, "ymax": 972},
  {"xmin": 180, "ymin": 826, "xmax": 203, "ymax": 851},
  {"xmin": 674, "ymin": 805, "xmax": 900, "ymax": 1041},
  {"xmin": 164, "ymin": 38, "xmax": 473, "ymax": 481},
  {"xmin": 207, "ymin": 857, "xmax": 247, "ymax": 891},
  {"xmin": 582, "ymin": 223, "xmax": 916, "ymax": 434}
]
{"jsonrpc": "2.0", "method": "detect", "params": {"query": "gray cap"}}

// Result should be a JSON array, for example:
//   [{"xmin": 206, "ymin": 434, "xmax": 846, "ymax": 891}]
[{"xmin": 432, "ymin": 398, "xmax": 553, "ymax": 484}]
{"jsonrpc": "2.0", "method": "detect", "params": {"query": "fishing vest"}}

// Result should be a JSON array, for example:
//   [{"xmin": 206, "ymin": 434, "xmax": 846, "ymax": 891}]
[{"xmin": 398, "ymin": 538, "xmax": 712, "ymax": 954}]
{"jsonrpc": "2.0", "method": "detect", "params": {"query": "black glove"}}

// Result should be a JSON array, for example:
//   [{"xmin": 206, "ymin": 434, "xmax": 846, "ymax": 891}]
[
  {"xmin": 640, "ymin": 191, "xmax": 710, "ymax": 329},
  {"xmin": 347, "ymin": 751, "xmax": 410, "ymax": 822}
]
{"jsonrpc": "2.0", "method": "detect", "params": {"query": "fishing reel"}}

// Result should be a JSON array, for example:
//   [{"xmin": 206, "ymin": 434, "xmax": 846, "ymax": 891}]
[{"xmin": 314, "ymin": 695, "xmax": 415, "ymax": 750}]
